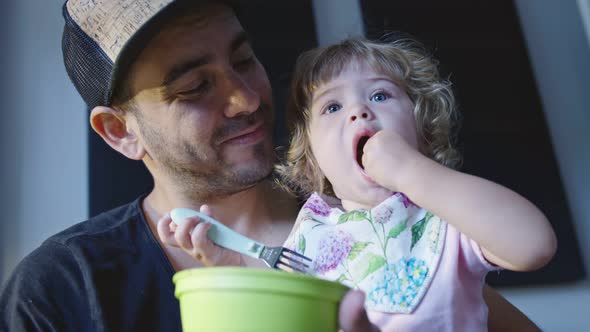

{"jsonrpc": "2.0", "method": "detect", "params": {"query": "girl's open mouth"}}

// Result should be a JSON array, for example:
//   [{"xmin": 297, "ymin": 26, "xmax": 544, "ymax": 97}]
[{"xmin": 356, "ymin": 136, "xmax": 370, "ymax": 169}]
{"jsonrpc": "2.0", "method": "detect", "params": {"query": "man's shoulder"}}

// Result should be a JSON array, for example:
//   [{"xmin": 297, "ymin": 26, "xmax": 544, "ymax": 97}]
[
  {"xmin": 1, "ymin": 197, "xmax": 179, "ymax": 331},
  {"xmin": 11, "ymin": 198, "xmax": 146, "ymax": 272},
  {"xmin": 6, "ymin": 197, "xmax": 152, "ymax": 284},
  {"xmin": 47, "ymin": 197, "xmax": 145, "ymax": 248}
]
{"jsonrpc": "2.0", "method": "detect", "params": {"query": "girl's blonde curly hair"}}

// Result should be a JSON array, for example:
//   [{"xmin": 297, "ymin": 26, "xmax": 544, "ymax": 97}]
[{"xmin": 276, "ymin": 36, "xmax": 461, "ymax": 197}]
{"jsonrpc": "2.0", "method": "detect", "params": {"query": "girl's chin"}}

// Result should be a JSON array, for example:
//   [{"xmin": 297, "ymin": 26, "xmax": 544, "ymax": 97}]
[
  {"xmin": 340, "ymin": 188, "xmax": 394, "ymax": 209},
  {"xmin": 363, "ymin": 182, "xmax": 393, "ymax": 195},
  {"xmin": 368, "ymin": 190, "xmax": 395, "ymax": 204},
  {"xmin": 360, "ymin": 168, "xmax": 376, "ymax": 184}
]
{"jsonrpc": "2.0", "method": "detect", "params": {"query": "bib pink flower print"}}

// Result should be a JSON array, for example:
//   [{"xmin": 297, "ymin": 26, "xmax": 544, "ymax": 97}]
[
  {"xmin": 284, "ymin": 192, "xmax": 447, "ymax": 314},
  {"xmin": 313, "ymin": 230, "xmax": 355, "ymax": 274}
]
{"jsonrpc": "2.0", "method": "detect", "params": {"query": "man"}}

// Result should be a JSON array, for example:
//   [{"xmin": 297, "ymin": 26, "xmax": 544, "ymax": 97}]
[{"xmin": 0, "ymin": 0, "xmax": 538, "ymax": 331}]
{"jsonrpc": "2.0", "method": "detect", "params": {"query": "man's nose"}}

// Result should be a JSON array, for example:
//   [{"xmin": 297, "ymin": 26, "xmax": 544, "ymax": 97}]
[
  {"xmin": 223, "ymin": 72, "xmax": 261, "ymax": 118},
  {"xmin": 349, "ymin": 104, "xmax": 373, "ymax": 122}
]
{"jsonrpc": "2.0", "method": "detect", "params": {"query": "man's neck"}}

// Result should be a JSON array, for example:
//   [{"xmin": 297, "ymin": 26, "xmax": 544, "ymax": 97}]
[
  {"xmin": 141, "ymin": 180, "xmax": 300, "ymax": 270},
  {"xmin": 145, "ymin": 180, "xmax": 282, "ymax": 225}
]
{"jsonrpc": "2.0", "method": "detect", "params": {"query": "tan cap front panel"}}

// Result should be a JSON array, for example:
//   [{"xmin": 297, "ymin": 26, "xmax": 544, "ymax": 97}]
[{"xmin": 66, "ymin": 0, "xmax": 174, "ymax": 61}]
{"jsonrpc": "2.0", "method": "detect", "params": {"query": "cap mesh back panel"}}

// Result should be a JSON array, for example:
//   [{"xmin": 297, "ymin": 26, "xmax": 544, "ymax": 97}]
[{"xmin": 62, "ymin": 6, "xmax": 114, "ymax": 109}]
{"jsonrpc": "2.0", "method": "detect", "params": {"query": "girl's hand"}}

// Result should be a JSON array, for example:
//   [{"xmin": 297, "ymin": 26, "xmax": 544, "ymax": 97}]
[
  {"xmin": 156, "ymin": 205, "xmax": 242, "ymax": 266},
  {"xmin": 361, "ymin": 129, "xmax": 425, "ymax": 192}
]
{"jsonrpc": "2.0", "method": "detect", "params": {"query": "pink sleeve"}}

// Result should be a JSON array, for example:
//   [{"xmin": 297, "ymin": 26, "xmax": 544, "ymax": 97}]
[{"xmin": 459, "ymin": 229, "xmax": 502, "ymax": 275}]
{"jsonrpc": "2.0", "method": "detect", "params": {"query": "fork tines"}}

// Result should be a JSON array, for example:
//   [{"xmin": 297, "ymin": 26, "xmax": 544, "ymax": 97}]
[
  {"xmin": 276, "ymin": 248, "xmax": 312, "ymax": 274},
  {"xmin": 274, "ymin": 247, "xmax": 312, "ymax": 274}
]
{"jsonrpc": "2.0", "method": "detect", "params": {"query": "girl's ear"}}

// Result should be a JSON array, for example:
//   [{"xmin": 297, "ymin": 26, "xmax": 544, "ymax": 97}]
[{"xmin": 89, "ymin": 106, "xmax": 146, "ymax": 160}]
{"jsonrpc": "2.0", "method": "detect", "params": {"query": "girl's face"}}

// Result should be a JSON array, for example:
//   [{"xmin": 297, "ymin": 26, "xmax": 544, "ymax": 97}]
[{"xmin": 308, "ymin": 61, "xmax": 418, "ymax": 210}]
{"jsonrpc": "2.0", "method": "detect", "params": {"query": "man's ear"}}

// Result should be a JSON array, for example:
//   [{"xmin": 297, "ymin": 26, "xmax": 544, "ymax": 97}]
[{"xmin": 90, "ymin": 106, "xmax": 146, "ymax": 160}]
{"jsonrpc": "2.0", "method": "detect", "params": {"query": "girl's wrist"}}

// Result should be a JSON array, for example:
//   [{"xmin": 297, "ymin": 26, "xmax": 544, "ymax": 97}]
[{"xmin": 395, "ymin": 153, "xmax": 435, "ymax": 198}]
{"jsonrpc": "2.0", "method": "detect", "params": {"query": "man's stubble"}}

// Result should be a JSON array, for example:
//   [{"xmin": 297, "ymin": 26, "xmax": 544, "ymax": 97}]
[{"xmin": 137, "ymin": 105, "xmax": 276, "ymax": 201}]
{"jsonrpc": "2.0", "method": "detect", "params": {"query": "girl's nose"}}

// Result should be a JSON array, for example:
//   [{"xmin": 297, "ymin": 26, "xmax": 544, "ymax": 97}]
[
  {"xmin": 350, "ymin": 112, "xmax": 369, "ymax": 121},
  {"xmin": 349, "ymin": 104, "xmax": 373, "ymax": 122}
]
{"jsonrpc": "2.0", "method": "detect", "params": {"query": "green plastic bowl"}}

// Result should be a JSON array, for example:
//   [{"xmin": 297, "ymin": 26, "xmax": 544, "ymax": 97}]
[{"xmin": 173, "ymin": 267, "xmax": 349, "ymax": 332}]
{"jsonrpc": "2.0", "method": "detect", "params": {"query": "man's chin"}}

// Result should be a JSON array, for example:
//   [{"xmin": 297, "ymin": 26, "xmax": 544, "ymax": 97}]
[
  {"xmin": 222, "ymin": 139, "xmax": 274, "ymax": 161},
  {"xmin": 222, "ymin": 144, "xmax": 275, "ymax": 176},
  {"xmin": 178, "ymin": 165, "xmax": 273, "ymax": 201},
  {"xmin": 228, "ymin": 162, "xmax": 274, "ymax": 186}
]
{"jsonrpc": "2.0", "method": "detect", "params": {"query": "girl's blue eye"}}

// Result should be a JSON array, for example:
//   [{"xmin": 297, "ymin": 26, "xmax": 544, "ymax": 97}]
[
  {"xmin": 371, "ymin": 92, "xmax": 388, "ymax": 102},
  {"xmin": 326, "ymin": 104, "xmax": 341, "ymax": 114}
]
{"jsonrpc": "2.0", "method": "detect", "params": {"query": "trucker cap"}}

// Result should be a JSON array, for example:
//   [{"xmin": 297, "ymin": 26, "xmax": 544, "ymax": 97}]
[{"xmin": 62, "ymin": 0, "xmax": 238, "ymax": 109}]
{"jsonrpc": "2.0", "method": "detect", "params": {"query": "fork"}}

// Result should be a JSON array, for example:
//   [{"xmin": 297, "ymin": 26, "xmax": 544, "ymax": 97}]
[{"xmin": 170, "ymin": 208, "xmax": 312, "ymax": 274}]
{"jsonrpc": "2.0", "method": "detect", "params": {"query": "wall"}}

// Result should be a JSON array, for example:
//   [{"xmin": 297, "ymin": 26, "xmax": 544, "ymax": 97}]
[{"xmin": 0, "ymin": 0, "xmax": 88, "ymax": 284}]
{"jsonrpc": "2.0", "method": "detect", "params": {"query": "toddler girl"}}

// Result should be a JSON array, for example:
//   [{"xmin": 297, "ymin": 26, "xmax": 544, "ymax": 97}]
[{"xmin": 276, "ymin": 36, "xmax": 556, "ymax": 331}]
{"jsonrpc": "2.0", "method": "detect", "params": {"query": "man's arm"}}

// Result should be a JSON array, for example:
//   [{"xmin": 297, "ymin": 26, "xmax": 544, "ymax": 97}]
[{"xmin": 484, "ymin": 284, "xmax": 541, "ymax": 332}]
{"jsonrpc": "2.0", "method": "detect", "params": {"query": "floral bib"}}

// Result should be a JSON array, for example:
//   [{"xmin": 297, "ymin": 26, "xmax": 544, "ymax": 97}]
[{"xmin": 284, "ymin": 192, "xmax": 447, "ymax": 313}]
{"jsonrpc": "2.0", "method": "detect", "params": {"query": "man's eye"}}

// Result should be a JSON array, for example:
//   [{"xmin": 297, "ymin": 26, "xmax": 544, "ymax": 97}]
[
  {"xmin": 181, "ymin": 80, "xmax": 210, "ymax": 96},
  {"xmin": 371, "ymin": 92, "xmax": 388, "ymax": 102},
  {"xmin": 326, "ymin": 103, "xmax": 341, "ymax": 114}
]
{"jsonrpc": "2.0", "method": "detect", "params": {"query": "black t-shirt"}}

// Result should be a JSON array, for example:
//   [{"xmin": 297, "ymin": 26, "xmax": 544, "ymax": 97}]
[{"xmin": 0, "ymin": 197, "xmax": 182, "ymax": 332}]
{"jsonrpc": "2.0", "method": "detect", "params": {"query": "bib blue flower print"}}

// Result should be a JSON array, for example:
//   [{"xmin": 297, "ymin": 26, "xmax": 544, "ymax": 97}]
[{"xmin": 284, "ymin": 192, "xmax": 447, "ymax": 313}]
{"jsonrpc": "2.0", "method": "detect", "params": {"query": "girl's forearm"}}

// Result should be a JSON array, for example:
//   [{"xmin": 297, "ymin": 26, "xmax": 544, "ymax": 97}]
[{"xmin": 396, "ymin": 156, "xmax": 556, "ymax": 271}]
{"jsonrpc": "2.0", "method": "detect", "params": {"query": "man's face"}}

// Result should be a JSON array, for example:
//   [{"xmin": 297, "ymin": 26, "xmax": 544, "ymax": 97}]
[{"xmin": 127, "ymin": 5, "xmax": 275, "ymax": 199}]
